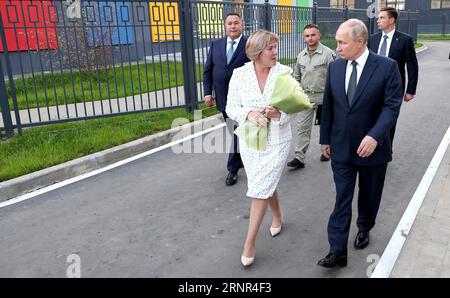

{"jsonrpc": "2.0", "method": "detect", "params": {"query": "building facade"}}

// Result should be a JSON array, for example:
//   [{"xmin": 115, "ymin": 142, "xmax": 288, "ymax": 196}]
[{"xmin": 315, "ymin": 0, "xmax": 449, "ymax": 34}]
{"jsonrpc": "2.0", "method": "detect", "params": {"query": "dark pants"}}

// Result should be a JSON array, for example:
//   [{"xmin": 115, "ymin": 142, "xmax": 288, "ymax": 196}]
[
  {"xmin": 328, "ymin": 161, "xmax": 388, "ymax": 255},
  {"xmin": 222, "ymin": 112, "xmax": 243, "ymax": 173}
]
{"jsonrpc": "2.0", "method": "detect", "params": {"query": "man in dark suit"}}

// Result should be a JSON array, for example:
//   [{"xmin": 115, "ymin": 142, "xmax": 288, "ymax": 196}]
[
  {"xmin": 318, "ymin": 19, "xmax": 403, "ymax": 268},
  {"xmin": 203, "ymin": 12, "xmax": 250, "ymax": 186},
  {"xmin": 368, "ymin": 7, "xmax": 418, "ymax": 145}
]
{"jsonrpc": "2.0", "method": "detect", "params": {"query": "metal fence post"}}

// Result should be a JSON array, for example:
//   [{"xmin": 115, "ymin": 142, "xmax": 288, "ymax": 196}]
[
  {"xmin": 313, "ymin": 2, "xmax": 317, "ymax": 24},
  {"xmin": 345, "ymin": 5, "xmax": 349, "ymax": 20},
  {"xmin": 179, "ymin": 0, "xmax": 198, "ymax": 113},
  {"xmin": 368, "ymin": 4, "xmax": 375, "ymax": 36},
  {"xmin": 0, "ymin": 11, "xmax": 15, "ymax": 138},
  {"xmin": 407, "ymin": 10, "xmax": 411, "ymax": 36},
  {"xmin": 0, "ymin": 11, "xmax": 21, "ymax": 136},
  {"xmin": 264, "ymin": 0, "xmax": 271, "ymax": 31},
  {"xmin": 443, "ymin": 14, "xmax": 448, "ymax": 37},
  {"xmin": 0, "ymin": 63, "xmax": 13, "ymax": 138}
]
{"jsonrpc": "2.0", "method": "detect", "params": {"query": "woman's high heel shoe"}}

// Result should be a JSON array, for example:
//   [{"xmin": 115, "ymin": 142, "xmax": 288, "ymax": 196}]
[
  {"xmin": 270, "ymin": 224, "xmax": 282, "ymax": 237},
  {"xmin": 241, "ymin": 255, "xmax": 255, "ymax": 267}
]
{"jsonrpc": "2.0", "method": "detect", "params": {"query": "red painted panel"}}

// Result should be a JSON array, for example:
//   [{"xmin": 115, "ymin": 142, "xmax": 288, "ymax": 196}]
[{"xmin": 0, "ymin": 0, "xmax": 58, "ymax": 52}]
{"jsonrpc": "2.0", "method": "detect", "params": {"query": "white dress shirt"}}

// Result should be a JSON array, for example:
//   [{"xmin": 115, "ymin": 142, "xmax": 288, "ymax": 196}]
[
  {"xmin": 377, "ymin": 29, "xmax": 395, "ymax": 56},
  {"xmin": 345, "ymin": 47, "xmax": 370, "ymax": 94}
]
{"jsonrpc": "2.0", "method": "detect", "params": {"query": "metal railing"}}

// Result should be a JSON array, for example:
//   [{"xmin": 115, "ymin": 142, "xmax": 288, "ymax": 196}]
[
  {"xmin": 418, "ymin": 13, "xmax": 449, "ymax": 36},
  {"xmin": 0, "ymin": 0, "xmax": 418, "ymax": 138}
]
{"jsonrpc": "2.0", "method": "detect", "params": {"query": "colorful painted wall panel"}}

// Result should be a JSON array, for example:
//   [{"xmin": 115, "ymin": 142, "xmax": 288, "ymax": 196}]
[
  {"xmin": 296, "ymin": 0, "xmax": 313, "ymax": 33},
  {"xmin": 278, "ymin": 0, "xmax": 293, "ymax": 34},
  {"xmin": 0, "ymin": 0, "xmax": 58, "ymax": 52},
  {"xmin": 149, "ymin": 1, "xmax": 180, "ymax": 42},
  {"xmin": 84, "ymin": 1, "xmax": 134, "ymax": 46},
  {"xmin": 296, "ymin": 0, "xmax": 312, "ymax": 6},
  {"xmin": 197, "ymin": 0, "xmax": 223, "ymax": 40}
]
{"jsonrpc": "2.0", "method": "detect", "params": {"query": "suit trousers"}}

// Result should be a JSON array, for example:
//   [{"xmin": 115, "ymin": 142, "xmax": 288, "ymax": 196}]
[
  {"xmin": 222, "ymin": 111, "xmax": 244, "ymax": 173},
  {"xmin": 294, "ymin": 105, "xmax": 317, "ymax": 162},
  {"xmin": 328, "ymin": 160, "xmax": 388, "ymax": 255}
]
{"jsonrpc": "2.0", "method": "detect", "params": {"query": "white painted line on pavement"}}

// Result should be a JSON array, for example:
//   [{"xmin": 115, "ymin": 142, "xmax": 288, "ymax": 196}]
[
  {"xmin": 0, "ymin": 122, "xmax": 226, "ymax": 209},
  {"xmin": 371, "ymin": 124, "xmax": 450, "ymax": 278}
]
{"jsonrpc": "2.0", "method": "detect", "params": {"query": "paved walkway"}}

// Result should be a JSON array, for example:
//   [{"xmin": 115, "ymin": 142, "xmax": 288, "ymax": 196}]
[{"xmin": 391, "ymin": 142, "xmax": 450, "ymax": 277}]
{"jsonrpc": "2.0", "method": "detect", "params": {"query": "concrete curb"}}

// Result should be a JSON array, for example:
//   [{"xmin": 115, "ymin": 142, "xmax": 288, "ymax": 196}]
[
  {"xmin": 416, "ymin": 45, "xmax": 428, "ymax": 54},
  {"xmin": 0, "ymin": 114, "xmax": 224, "ymax": 201}
]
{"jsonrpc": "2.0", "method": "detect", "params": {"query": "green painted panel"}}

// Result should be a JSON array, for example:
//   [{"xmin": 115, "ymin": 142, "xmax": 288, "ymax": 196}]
[
  {"xmin": 296, "ymin": 0, "xmax": 313, "ymax": 33},
  {"xmin": 296, "ymin": 0, "xmax": 312, "ymax": 7}
]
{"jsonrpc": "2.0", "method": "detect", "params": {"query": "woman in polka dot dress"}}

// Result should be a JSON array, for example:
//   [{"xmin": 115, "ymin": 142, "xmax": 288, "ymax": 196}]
[{"xmin": 226, "ymin": 29, "xmax": 294, "ymax": 267}]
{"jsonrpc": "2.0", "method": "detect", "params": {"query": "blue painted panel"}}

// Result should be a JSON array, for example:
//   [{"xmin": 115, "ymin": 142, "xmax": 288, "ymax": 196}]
[{"xmin": 85, "ymin": 1, "xmax": 134, "ymax": 46}]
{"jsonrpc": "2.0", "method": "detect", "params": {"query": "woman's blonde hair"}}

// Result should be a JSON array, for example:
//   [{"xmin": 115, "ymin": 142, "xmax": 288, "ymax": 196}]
[{"xmin": 245, "ymin": 29, "xmax": 279, "ymax": 61}]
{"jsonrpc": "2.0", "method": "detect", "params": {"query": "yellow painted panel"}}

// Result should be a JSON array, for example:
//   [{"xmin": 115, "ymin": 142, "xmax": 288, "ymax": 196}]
[
  {"xmin": 197, "ymin": 0, "xmax": 246, "ymax": 40},
  {"xmin": 149, "ymin": 2, "xmax": 180, "ymax": 42},
  {"xmin": 277, "ymin": 0, "xmax": 292, "ymax": 5},
  {"xmin": 197, "ymin": 0, "xmax": 223, "ymax": 40},
  {"xmin": 278, "ymin": 0, "xmax": 293, "ymax": 34}
]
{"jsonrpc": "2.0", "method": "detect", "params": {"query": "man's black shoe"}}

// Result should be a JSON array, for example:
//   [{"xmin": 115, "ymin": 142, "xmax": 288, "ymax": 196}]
[
  {"xmin": 225, "ymin": 172, "xmax": 238, "ymax": 186},
  {"xmin": 317, "ymin": 253, "xmax": 347, "ymax": 268},
  {"xmin": 320, "ymin": 154, "xmax": 330, "ymax": 162},
  {"xmin": 287, "ymin": 158, "xmax": 305, "ymax": 169},
  {"xmin": 354, "ymin": 231, "xmax": 370, "ymax": 249}
]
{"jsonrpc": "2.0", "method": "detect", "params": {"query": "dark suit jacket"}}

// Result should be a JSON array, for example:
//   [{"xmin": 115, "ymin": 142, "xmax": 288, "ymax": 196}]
[
  {"xmin": 368, "ymin": 31, "xmax": 418, "ymax": 95},
  {"xmin": 203, "ymin": 36, "xmax": 250, "ymax": 112},
  {"xmin": 320, "ymin": 51, "xmax": 403, "ymax": 166}
]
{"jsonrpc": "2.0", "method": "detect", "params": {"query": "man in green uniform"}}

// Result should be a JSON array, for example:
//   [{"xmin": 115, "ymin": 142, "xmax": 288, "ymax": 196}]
[{"xmin": 287, "ymin": 24, "xmax": 336, "ymax": 169}]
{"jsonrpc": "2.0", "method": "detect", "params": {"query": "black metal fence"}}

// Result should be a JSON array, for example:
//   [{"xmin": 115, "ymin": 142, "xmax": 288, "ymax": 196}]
[
  {"xmin": 0, "ymin": 0, "xmax": 418, "ymax": 138},
  {"xmin": 418, "ymin": 13, "xmax": 449, "ymax": 36}
]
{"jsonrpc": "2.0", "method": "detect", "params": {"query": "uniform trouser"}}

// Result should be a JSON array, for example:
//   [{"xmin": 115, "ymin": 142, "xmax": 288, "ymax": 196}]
[
  {"xmin": 294, "ymin": 105, "xmax": 317, "ymax": 163},
  {"xmin": 327, "ymin": 161, "xmax": 388, "ymax": 255}
]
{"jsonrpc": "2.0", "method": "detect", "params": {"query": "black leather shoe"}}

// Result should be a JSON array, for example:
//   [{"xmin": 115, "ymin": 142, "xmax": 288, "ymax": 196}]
[
  {"xmin": 287, "ymin": 158, "xmax": 305, "ymax": 169},
  {"xmin": 317, "ymin": 253, "xmax": 347, "ymax": 268},
  {"xmin": 320, "ymin": 154, "xmax": 330, "ymax": 162},
  {"xmin": 225, "ymin": 172, "xmax": 238, "ymax": 186},
  {"xmin": 354, "ymin": 231, "xmax": 370, "ymax": 249}
]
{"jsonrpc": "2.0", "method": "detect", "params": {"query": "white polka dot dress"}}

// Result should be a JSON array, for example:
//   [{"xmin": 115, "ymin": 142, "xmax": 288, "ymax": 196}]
[{"xmin": 226, "ymin": 62, "xmax": 293, "ymax": 199}]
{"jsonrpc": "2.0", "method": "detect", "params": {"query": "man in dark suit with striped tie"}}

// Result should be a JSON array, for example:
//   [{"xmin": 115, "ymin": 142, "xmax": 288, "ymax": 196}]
[
  {"xmin": 368, "ymin": 7, "xmax": 419, "ymax": 146},
  {"xmin": 318, "ymin": 19, "xmax": 403, "ymax": 268},
  {"xmin": 203, "ymin": 12, "xmax": 250, "ymax": 186}
]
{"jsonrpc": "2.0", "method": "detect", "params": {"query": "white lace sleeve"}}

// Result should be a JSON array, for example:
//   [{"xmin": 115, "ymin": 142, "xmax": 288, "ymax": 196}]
[
  {"xmin": 272, "ymin": 111, "xmax": 291, "ymax": 126},
  {"xmin": 280, "ymin": 112, "xmax": 291, "ymax": 125}
]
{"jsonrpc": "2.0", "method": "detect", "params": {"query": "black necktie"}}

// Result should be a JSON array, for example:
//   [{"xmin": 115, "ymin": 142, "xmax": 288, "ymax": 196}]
[{"xmin": 347, "ymin": 61, "xmax": 358, "ymax": 105}]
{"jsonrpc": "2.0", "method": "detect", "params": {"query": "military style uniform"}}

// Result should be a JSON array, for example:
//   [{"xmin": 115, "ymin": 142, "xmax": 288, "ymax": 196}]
[{"xmin": 293, "ymin": 42, "xmax": 335, "ymax": 164}]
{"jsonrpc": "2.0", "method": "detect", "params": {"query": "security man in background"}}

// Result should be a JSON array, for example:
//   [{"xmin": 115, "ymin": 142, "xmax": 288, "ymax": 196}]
[{"xmin": 287, "ymin": 24, "xmax": 336, "ymax": 170}]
